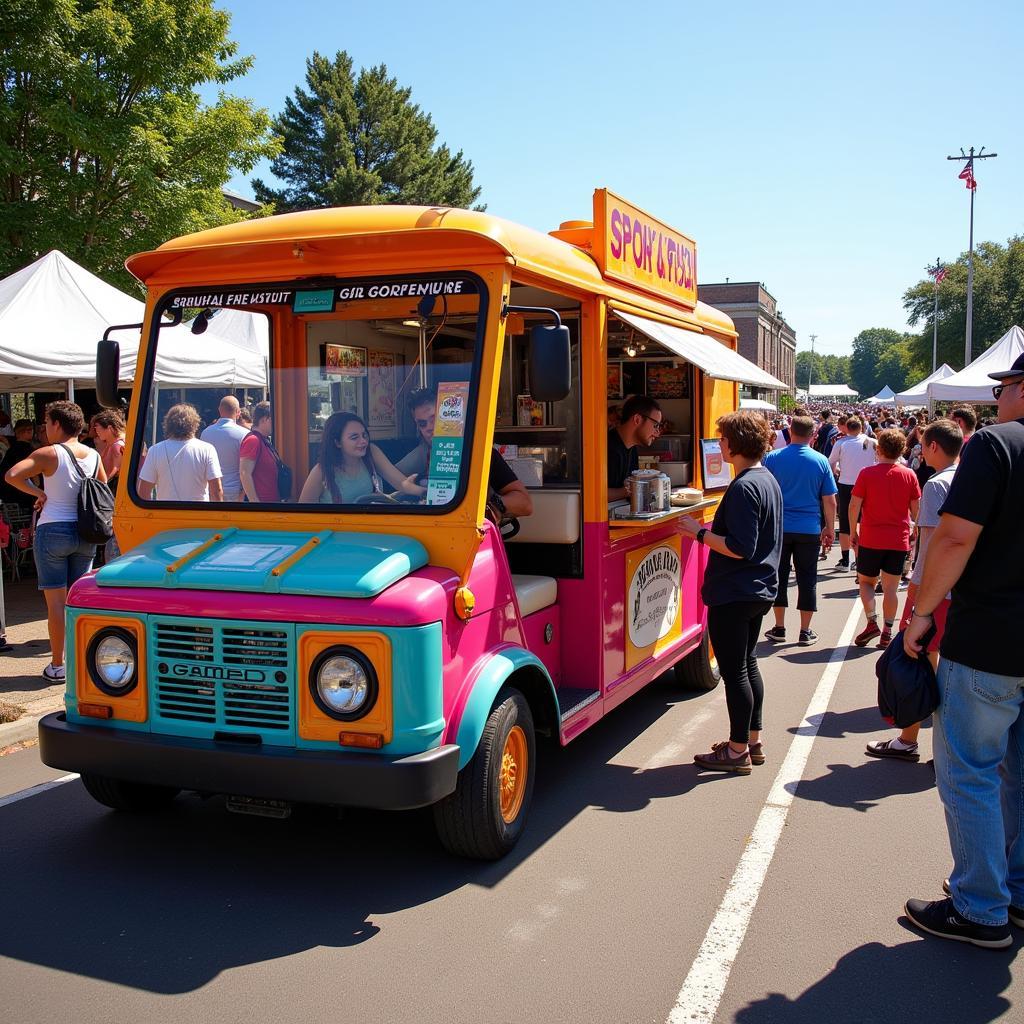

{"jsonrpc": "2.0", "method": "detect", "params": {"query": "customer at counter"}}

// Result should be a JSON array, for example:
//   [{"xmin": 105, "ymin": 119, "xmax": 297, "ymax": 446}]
[{"xmin": 608, "ymin": 395, "xmax": 663, "ymax": 501}]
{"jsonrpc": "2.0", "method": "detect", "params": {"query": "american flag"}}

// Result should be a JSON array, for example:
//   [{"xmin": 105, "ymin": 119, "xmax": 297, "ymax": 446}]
[
  {"xmin": 958, "ymin": 162, "xmax": 977, "ymax": 191},
  {"xmin": 930, "ymin": 266, "xmax": 947, "ymax": 284}
]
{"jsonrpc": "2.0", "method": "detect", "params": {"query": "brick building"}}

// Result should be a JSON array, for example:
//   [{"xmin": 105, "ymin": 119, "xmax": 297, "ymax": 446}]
[{"xmin": 697, "ymin": 281, "xmax": 796, "ymax": 401}]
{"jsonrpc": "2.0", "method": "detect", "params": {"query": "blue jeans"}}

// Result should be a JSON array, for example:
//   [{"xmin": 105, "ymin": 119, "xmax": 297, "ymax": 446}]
[
  {"xmin": 34, "ymin": 521, "xmax": 96, "ymax": 590},
  {"xmin": 933, "ymin": 657, "xmax": 1024, "ymax": 925}
]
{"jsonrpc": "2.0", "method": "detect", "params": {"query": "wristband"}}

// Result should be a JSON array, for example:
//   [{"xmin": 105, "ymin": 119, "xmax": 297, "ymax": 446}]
[
  {"xmin": 912, "ymin": 610, "xmax": 934, "ymax": 620},
  {"xmin": 696, "ymin": 528, "xmax": 708, "ymax": 545}
]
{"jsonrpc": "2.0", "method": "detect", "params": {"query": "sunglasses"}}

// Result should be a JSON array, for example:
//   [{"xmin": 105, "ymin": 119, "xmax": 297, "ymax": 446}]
[{"xmin": 992, "ymin": 379, "xmax": 1024, "ymax": 400}]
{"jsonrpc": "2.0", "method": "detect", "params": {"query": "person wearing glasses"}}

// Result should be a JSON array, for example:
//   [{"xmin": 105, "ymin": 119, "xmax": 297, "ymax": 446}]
[
  {"xmin": 397, "ymin": 386, "xmax": 532, "ymax": 520},
  {"xmin": 902, "ymin": 350, "xmax": 1024, "ymax": 949},
  {"xmin": 607, "ymin": 395, "xmax": 663, "ymax": 501}
]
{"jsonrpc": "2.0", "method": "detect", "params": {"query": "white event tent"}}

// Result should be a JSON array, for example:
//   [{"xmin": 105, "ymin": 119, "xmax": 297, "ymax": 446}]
[
  {"xmin": 739, "ymin": 397, "xmax": 776, "ymax": 411},
  {"xmin": 927, "ymin": 326, "xmax": 1024, "ymax": 403},
  {"xmin": 865, "ymin": 385, "xmax": 897, "ymax": 405},
  {"xmin": 896, "ymin": 363, "xmax": 955, "ymax": 405},
  {"xmin": 806, "ymin": 383, "xmax": 858, "ymax": 398},
  {"xmin": 0, "ymin": 250, "xmax": 267, "ymax": 392}
]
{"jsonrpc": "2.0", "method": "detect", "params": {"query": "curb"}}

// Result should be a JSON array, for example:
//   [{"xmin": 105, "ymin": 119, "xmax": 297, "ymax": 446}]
[{"xmin": 0, "ymin": 714, "xmax": 45, "ymax": 749}]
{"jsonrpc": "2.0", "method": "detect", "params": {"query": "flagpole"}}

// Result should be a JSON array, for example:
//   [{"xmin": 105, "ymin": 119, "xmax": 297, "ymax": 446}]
[{"xmin": 928, "ymin": 257, "xmax": 942, "ymax": 374}]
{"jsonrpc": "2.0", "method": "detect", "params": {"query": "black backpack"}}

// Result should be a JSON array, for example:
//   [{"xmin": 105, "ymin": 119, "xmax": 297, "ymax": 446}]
[
  {"xmin": 251, "ymin": 431, "xmax": 293, "ymax": 501},
  {"xmin": 59, "ymin": 444, "xmax": 115, "ymax": 544}
]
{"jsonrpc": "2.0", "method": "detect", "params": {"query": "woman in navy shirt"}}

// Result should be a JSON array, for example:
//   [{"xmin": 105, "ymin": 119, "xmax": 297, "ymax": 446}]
[{"xmin": 680, "ymin": 411, "xmax": 783, "ymax": 774}]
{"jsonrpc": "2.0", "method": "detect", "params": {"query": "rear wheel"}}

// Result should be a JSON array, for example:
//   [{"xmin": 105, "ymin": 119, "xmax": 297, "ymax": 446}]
[
  {"xmin": 433, "ymin": 688, "xmax": 535, "ymax": 860},
  {"xmin": 81, "ymin": 773, "xmax": 179, "ymax": 812},
  {"xmin": 674, "ymin": 630, "xmax": 721, "ymax": 691}
]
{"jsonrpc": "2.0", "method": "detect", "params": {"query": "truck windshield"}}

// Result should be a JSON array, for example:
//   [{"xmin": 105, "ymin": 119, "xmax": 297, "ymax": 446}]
[{"xmin": 130, "ymin": 272, "xmax": 486, "ymax": 513}]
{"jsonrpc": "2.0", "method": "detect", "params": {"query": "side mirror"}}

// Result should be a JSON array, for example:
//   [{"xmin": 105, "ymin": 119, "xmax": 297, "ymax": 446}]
[
  {"xmin": 96, "ymin": 339, "xmax": 120, "ymax": 408},
  {"xmin": 528, "ymin": 323, "xmax": 571, "ymax": 402}
]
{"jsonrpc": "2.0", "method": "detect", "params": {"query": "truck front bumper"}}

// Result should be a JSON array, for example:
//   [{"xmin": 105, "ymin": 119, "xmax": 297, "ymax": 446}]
[{"xmin": 38, "ymin": 713, "xmax": 459, "ymax": 810}]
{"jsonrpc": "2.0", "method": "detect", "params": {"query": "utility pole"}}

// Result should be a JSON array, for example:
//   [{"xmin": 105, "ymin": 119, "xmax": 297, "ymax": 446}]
[
  {"xmin": 927, "ymin": 257, "xmax": 944, "ymax": 373},
  {"xmin": 807, "ymin": 333, "xmax": 817, "ymax": 395},
  {"xmin": 947, "ymin": 146, "xmax": 997, "ymax": 367}
]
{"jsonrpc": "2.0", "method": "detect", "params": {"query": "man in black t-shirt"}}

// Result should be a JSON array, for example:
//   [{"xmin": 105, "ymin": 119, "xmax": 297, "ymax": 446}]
[
  {"xmin": 0, "ymin": 419, "xmax": 37, "ymax": 510},
  {"xmin": 608, "ymin": 395, "xmax": 663, "ymax": 500},
  {"xmin": 903, "ymin": 349, "xmax": 1024, "ymax": 949}
]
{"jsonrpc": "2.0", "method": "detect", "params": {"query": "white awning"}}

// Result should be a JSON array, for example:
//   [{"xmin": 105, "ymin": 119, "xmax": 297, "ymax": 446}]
[{"xmin": 615, "ymin": 309, "xmax": 787, "ymax": 390}]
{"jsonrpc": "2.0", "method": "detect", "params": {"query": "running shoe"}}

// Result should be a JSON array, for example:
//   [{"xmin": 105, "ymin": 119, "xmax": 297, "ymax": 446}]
[
  {"xmin": 799, "ymin": 628, "xmax": 818, "ymax": 646},
  {"xmin": 904, "ymin": 898, "xmax": 1011, "ymax": 949},
  {"xmin": 878, "ymin": 629, "xmax": 893, "ymax": 649},
  {"xmin": 854, "ymin": 621, "xmax": 881, "ymax": 647},
  {"xmin": 763, "ymin": 626, "xmax": 787, "ymax": 644},
  {"xmin": 42, "ymin": 663, "xmax": 65, "ymax": 681}
]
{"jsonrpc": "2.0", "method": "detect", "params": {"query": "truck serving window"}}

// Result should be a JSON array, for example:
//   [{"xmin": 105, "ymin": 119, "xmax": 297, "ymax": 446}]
[{"xmin": 130, "ymin": 273, "xmax": 485, "ymax": 514}]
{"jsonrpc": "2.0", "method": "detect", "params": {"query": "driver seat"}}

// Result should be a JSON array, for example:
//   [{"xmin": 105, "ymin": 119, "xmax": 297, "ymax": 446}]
[{"xmin": 510, "ymin": 574, "xmax": 558, "ymax": 617}]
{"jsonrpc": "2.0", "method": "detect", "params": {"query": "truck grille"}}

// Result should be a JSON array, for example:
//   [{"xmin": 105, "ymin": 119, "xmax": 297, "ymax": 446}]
[{"xmin": 150, "ymin": 618, "xmax": 295, "ymax": 744}]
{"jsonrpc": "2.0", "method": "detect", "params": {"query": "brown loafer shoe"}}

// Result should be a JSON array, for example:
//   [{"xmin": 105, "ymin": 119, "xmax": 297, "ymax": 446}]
[{"xmin": 694, "ymin": 741, "xmax": 752, "ymax": 775}]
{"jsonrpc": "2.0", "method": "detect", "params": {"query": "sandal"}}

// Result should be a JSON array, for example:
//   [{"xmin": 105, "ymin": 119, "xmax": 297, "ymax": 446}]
[
  {"xmin": 694, "ymin": 741, "xmax": 752, "ymax": 775},
  {"xmin": 865, "ymin": 738, "xmax": 920, "ymax": 762}
]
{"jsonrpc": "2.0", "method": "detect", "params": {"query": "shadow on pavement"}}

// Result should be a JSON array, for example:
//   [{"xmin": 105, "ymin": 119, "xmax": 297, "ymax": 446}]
[
  {"xmin": 734, "ymin": 937, "xmax": 1014, "ymax": 1024},
  {"xmin": 774, "ymin": 645, "xmax": 876, "ymax": 666},
  {"xmin": 0, "ymin": 679, "xmax": 723, "ymax": 993},
  {"xmin": 790, "ymin": 705, "xmax": 933, "ymax": 739},
  {"xmin": 786, "ymin": 759, "xmax": 935, "ymax": 811}
]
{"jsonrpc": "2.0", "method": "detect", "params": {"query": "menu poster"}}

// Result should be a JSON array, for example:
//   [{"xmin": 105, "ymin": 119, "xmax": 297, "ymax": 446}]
[
  {"xmin": 700, "ymin": 438, "xmax": 733, "ymax": 491},
  {"xmin": 426, "ymin": 381, "xmax": 470, "ymax": 506}
]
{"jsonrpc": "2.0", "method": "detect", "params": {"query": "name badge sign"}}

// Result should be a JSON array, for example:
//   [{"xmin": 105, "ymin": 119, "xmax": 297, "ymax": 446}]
[
  {"xmin": 593, "ymin": 189, "xmax": 697, "ymax": 309},
  {"xmin": 426, "ymin": 381, "xmax": 471, "ymax": 506},
  {"xmin": 625, "ymin": 538, "xmax": 683, "ymax": 669}
]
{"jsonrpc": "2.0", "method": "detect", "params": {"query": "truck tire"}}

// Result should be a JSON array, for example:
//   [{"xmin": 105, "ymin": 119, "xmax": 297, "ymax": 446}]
[
  {"xmin": 81, "ymin": 773, "xmax": 179, "ymax": 812},
  {"xmin": 433, "ymin": 688, "xmax": 535, "ymax": 860},
  {"xmin": 674, "ymin": 631, "xmax": 721, "ymax": 692}
]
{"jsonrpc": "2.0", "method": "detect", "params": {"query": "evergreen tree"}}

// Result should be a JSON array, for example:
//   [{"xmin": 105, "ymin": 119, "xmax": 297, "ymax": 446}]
[
  {"xmin": 0, "ymin": 0, "xmax": 277, "ymax": 290},
  {"xmin": 254, "ymin": 52, "xmax": 482, "ymax": 212}
]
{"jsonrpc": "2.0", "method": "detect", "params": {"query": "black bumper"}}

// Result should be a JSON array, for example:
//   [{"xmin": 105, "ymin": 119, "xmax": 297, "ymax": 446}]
[{"xmin": 38, "ymin": 713, "xmax": 460, "ymax": 811}]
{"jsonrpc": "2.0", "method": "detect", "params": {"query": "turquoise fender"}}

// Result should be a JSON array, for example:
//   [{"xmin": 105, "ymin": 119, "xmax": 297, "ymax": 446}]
[{"xmin": 452, "ymin": 648, "xmax": 558, "ymax": 771}]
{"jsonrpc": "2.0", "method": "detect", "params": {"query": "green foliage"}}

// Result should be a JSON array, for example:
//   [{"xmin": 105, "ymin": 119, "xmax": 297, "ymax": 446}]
[
  {"xmin": 777, "ymin": 393, "xmax": 795, "ymax": 413},
  {"xmin": 795, "ymin": 350, "xmax": 851, "ymax": 389},
  {"xmin": 0, "ymin": 0, "xmax": 278, "ymax": 290},
  {"xmin": 253, "ymin": 51, "xmax": 482, "ymax": 212},
  {"xmin": 903, "ymin": 236, "xmax": 1024, "ymax": 372},
  {"xmin": 849, "ymin": 328, "xmax": 914, "ymax": 396}
]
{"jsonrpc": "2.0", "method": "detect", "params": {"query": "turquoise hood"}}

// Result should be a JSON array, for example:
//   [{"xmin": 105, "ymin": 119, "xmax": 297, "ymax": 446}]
[{"xmin": 95, "ymin": 528, "xmax": 429, "ymax": 599}]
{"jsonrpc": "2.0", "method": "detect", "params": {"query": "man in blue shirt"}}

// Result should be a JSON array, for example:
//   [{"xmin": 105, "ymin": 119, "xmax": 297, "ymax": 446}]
[
  {"xmin": 763, "ymin": 415, "xmax": 838, "ymax": 644},
  {"xmin": 199, "ymin": 395, "xmax": 249, "ymax": 502}
]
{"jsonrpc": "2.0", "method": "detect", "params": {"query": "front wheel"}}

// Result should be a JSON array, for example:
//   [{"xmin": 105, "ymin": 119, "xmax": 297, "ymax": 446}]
[
  {"xmin": 433, "ymin": 688, "xmax": 535, "ymax": 860},
  {"xmin": 81, "ymin": 773, "xmax": 180, "ymax": 812},
  {"xmin": 674, "ymin": 630, "xmax": 721, "ymax": 691}
]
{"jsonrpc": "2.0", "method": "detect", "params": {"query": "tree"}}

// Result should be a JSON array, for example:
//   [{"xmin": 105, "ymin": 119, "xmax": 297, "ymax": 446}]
[
  {"xmin": 849, "ymin": 328, "xmax": 913, "ymax": 396},
  {"xmin": 253, "ymin": 51, "xmax": 482, "ymax": 212},
  {"xmin": 796, "ymin": 350, "xmax": 851, "ymax": 388},
  {"xmin": 0, "ymin": 0, "xmax": 278, "ymax": 290},
  {"xmin": 903, "ymin": 236, "xmax": 1024, "ymax": 373}
]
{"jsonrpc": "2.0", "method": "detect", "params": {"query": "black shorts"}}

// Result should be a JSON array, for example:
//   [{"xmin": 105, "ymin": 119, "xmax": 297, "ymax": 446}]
[
  {"xmin": 856, "ymin": 546, "xmax": 906, "ymax": 578},
  {"xmin": 837, "ymin": 483, "xmax": 854, "ymax": 535}
]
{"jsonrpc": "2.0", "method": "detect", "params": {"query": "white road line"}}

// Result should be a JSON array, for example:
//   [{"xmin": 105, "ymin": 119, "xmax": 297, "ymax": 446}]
[
  {"xmin": 667, "ymin": 597, "xmax": 864, "ymax": 1024},
  {"xmin": 0, "ymin": 773, "xmax": 79, "ymax": 809}
]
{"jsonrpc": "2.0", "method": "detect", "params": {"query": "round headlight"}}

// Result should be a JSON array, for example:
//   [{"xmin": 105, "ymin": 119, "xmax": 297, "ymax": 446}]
[
  {"xmin": 310, "ymin": 647, "xmax": 377, "ymax": 720},
  {"xmin": 88, "ymin": 628, "xmax": 137, "ymax": 695}
]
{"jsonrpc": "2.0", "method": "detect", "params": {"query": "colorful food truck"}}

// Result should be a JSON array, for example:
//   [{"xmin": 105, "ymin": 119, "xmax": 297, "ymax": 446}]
[{"xmin": 39, "ymin": 190, "xmax": 786, "ymax": 858}]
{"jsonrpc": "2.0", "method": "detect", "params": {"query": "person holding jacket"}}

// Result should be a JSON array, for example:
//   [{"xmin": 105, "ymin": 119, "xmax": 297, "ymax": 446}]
[{"xmin": 680, "ymin": 411, "xmax": 783, "ymax": 774}]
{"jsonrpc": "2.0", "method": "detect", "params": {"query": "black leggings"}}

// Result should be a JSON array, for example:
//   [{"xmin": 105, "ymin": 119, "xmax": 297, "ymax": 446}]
[
  {"xmin": 774, "ymin": 533, "xmax": 820, "ymax": 612},
  {"xmin": 707, "ymin": 600, "xmax": 773, "ymax": 743}
]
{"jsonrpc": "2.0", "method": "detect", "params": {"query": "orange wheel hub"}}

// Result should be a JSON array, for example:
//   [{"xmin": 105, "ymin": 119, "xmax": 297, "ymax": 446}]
[{"xmin": 499, "ymin": 725, "xmax": 528, "ymax": 824}]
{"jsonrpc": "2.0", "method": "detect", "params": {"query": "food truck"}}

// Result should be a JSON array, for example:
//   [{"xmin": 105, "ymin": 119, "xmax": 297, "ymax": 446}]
[{"xmin": 39, "ymin": 190, "xmax": 786, "ymax": 858}]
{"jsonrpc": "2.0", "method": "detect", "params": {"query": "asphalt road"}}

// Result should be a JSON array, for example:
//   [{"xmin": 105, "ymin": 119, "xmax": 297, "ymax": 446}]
[{"xmin": 1, "ymin": 569, "xmax": 1019, "ymax": 1023}]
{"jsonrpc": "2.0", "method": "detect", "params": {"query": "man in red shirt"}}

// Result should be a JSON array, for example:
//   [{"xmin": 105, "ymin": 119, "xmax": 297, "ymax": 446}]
[{"xmin": 848, "ymin": 428, "xmax": 921, "ymax": 647}]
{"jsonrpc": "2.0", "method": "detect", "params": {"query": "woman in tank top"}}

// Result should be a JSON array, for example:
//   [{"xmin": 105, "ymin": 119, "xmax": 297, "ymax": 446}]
[
  {"xmin": 4, "ymin": 401, "xmax": 107, "ymax": 681},
  {"xmin": 298, "ymin": 411, "xmax": 426, "ymax": 505}
]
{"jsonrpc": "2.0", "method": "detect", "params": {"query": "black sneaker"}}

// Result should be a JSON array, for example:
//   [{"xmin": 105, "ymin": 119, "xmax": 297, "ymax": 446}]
[
  {"xmin": 834, "ymin": 559, "xmax": 850, "ymax": 572},
  {"xmin": 904, "ymin": 897, "xmax": 1011, "ymax": 949},
  {"xmin": 798, "ymin": 628, "xmax": 818, "ymax": 646},
  {"xmin": 763, "ymin": 626, "xmax": 786, "ymax": 644},
  {"xmin": 941, "ymin": 879, "xmax": 1024, "ymax": 927}
]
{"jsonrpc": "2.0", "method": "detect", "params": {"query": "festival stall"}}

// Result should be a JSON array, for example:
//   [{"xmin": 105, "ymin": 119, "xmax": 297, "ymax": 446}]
[
  {"xmin": 896, "ymin": 364, "xmax": 955, "ymax": 405},
  {"xmin": 865, "ymin": 385, "xmax": 897, "ymax": 405},
  {"xmin": 927, "ymin": 326, "xmax": 1024, "ymax": 403}
]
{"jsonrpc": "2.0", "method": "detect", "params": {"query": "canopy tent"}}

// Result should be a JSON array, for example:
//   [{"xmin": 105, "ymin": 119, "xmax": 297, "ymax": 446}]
[
  {"xmin": 0, "ymin": 250, "xmax": 267, "ymax": 391},
  {"xmin": 896, "ymin": 363, "xmax": 955, "ymax": 404},
  {"xmin": 865, "ymin": 385, "xmax": 897, "ymax": 405},
  {"xmin": 806, "ymin": 383, "xmax": 858, "ymax": 398},
  {"xmin": 739, "ymin": 398, "xmax": 776, "ymax": 411},
  {"xmin": 927, "ymin": 326, "xmax": 1024, "ymax": 403},
  {"xmin": 615, "ymin": 309, "xmax": 787, "ymax": 390}
]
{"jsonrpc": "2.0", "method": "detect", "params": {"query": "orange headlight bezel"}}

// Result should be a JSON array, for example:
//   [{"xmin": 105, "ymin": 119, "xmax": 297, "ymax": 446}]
[{"xmin": 75, "ymin": 616, "xmax": 147, "ymax": 723}]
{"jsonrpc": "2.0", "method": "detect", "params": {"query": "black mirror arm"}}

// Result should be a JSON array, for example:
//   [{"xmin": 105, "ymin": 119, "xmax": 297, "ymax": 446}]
[
  {"xmin": 101, "ymin": 307, "xmax": 182, "ymax": 343},
  {"xmin": 502, "ymin": 303, "xmax": 563, "ymax": 329}
]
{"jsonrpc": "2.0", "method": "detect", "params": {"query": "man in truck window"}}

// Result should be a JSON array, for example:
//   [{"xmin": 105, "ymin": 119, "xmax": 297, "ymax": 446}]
[
  {"xmin": 396, "ymin": 387, "xmax": 532, "ymax": 520},
  {"xmin": 608, "ymin": 395, "xmax": 663, "ymax": 501}
]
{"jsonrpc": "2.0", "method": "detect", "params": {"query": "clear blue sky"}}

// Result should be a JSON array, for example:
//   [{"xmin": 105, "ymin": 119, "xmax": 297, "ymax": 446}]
[{"xmin": 211, "ymin": 0, "xmax": 1021, "ymax": 357}]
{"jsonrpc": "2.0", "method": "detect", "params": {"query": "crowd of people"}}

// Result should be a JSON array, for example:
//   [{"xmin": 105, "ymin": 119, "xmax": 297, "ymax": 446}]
[{"xmin": 682, "ymin": 349, "xmax": 1024, "ymax": 951}]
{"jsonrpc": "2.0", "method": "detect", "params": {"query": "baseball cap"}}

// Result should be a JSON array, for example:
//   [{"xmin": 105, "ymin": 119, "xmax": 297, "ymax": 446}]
[{"xmin": 988, "ymin": 350, "xmax": 1024, "ymax": 381}]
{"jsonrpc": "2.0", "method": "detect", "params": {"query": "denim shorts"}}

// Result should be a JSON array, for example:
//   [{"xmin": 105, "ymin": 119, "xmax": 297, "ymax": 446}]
[{"xmin": 34, "ymin": 521, "xmax": 96, "ymax": 590}]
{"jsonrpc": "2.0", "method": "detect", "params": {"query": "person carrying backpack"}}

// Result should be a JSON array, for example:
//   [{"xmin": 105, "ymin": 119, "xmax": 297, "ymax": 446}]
[
  {"xmin": 3, "ymin": 400, "xmax": 108, "ymax": 681},
  {"xmin": 813, "ymin": 409, "xmax": 840, "ymax": 458}
]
